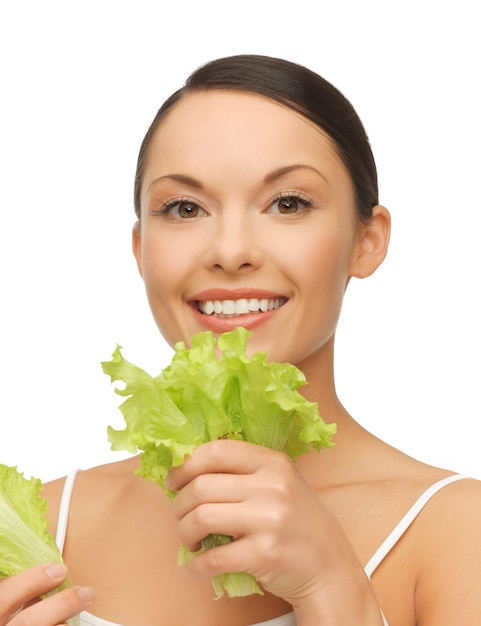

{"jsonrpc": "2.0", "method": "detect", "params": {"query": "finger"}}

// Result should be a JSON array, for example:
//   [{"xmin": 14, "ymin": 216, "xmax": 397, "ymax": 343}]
[
  {"xmin": 177, "ymin": 502, "xmax": 250, "ymax": 551},
  {"xmin": 185, "ymin": 535, "xmax": 313, "ymax": 601},
  {"xmin": 177, "ymin": 486, "xmax": 288, "ymax": 553},
  {"xmin": 0, "ymin": 563, "xmax": 68, "ymax": 622},
  {"xmin": 184, "ymin": 534, "xmax": 264, "ymax": 582},
  {"xmin": 166, "ymin": 439, "xmax": 283, "ymax": 491},
  {"xmin": 171, "ymin": 472, "xmax": 251, "ymax": 520},
  {"xmin": 10, "ymin": 585, "xmax": 95, "ymax": 626}
]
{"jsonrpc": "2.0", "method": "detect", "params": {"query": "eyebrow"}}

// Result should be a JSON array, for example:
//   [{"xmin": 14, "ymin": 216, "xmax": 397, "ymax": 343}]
[
  {"xmin": 263, "ymin": 164, "xmax": 329, "ymax": 185},
  {"xmin": 148, "ymin": 173, "xmax": 204, "ymax": 191},
  {"xmin": 147, "ymin": 164, "xmax": 329, "ymax": 192}
]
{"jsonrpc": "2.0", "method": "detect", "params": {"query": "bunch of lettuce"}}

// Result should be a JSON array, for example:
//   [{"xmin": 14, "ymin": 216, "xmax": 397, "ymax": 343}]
[
  {"xmin": 102, "ymin": 327, "xmax": 336, "ymax": 598},
  {"xmin": 0, "ymin": 464, "xmax": 79, "ymax": 626}
]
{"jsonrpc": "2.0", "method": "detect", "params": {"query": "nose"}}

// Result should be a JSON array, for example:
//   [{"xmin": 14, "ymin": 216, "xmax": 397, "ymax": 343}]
[{"xmin": 204, "ymin": 208, "xmax": 263, "ymax": 274}]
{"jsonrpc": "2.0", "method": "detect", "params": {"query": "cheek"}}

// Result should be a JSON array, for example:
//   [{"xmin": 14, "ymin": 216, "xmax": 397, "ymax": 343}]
[
  {"xmin": 286, "ymin": 229, "xmax": 354, "ymax": 294},
  {"xmin": 140, "ymin": 232, "xmax": 187, "ymax": 294},
  {"xmin": 136, "ymin": 242, "xmax": 187, "ymax": 347},
  {"xmin": 138, "ymin": 235, "xmax": 186, "ymax": 344}
]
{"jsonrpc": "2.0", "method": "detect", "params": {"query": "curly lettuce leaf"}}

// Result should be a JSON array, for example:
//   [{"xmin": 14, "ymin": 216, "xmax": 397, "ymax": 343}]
[
  {"xmin": 102, "ymin": 327, "xmax": 336, "ymax": 598},
  {"xmin": 0, "ymin": 464, "xmax": 78, "ymax": 625}
]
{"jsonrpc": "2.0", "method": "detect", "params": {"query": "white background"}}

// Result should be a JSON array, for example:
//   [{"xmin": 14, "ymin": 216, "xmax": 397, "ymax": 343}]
[{"xmin": 0, "ymin": 1, "xmax": 479, "ymax": 482}]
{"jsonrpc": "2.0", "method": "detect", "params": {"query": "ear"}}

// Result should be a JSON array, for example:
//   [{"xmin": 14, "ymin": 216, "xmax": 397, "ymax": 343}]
[
  {"xmin": 350, "ymin": 205, "xmax": 391, "ymax": 278},
  {"xmin": 132, "ymin": 221, "xmax": 144, "ymax": 278}
]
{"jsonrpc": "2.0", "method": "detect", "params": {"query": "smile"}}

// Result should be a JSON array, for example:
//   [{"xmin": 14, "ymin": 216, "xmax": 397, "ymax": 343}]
[{"xmin": 197, "ymin": 297, "xmax": 287, "ymax": 318}]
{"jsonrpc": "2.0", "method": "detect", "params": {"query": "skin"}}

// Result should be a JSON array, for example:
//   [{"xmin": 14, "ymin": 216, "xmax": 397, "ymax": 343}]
[
  {"xmin": 133, "ymin": 90, "xmax": 382, "ymax": 371},
  {"xmin": 2, "ymin": 90, "xmax": 481, "ymax": 626}
]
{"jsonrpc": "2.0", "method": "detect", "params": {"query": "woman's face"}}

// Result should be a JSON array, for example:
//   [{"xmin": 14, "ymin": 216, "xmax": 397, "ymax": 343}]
[{"xmin": 134, "ymin": 90, "xmax": 374, "ymax": 368}]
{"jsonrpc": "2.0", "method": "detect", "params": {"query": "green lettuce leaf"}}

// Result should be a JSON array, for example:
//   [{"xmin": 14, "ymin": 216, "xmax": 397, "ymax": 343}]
[
  {"xmin": 0, "ymin": 464, "xmax": 79, "ymax": 626},
  {"xmin": 102, "ymin": 327, "xmax": 336, "ymax": 598}
]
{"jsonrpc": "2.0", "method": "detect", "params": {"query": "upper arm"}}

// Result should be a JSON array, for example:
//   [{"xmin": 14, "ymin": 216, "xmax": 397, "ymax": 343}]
[{"xmin": 415, "ymin": 478, "xmax": 481, "ymax": 625}]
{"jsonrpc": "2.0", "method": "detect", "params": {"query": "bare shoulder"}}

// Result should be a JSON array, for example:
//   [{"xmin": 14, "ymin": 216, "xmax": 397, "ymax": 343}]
[
  {"xmin": 43, "ymin": 456, "xmax": 146, "ymax": 533},
  {"xmin": 414, "ymin": 476, "xmax": 481, "ymax": 625},
  {"xmin": 415, "ymin": 475, "xmax": 481, "ymax": 537},
  {"xmin": 425, "ymin": 473, "xmax": 481, "ymax": 508},
  {"xmin": 417, "ymin": 474, "xmax": 481, "ymax": 542}
]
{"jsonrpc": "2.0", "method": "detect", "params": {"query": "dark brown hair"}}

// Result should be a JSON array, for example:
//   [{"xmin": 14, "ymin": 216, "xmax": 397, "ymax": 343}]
[{"xmin": 134, "ymin": 55, "xmax": 378, "ymax": 221}]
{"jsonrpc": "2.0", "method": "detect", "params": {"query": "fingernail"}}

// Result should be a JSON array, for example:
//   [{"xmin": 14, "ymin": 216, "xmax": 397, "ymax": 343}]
[
  {"xmin": 77, "ymin": 586, "xmax": 95, "ymax": 602},
  {"xmin": 45, "ymin": 563, "xmax": 68, "ymax": 580}
]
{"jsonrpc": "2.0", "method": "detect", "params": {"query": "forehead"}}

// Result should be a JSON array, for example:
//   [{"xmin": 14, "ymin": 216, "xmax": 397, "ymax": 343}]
[
  {"xmin": 143, "ymin": 90, "xmax": 350, "ymax": 190},
  {"xmin": 160, "ymin": 89, "xmax": 328, "ymax": 136}
]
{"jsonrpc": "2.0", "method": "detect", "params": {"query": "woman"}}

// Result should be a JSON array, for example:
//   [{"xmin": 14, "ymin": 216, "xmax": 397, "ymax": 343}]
[{"xmin": 2, "ymin": 55, "xmax": 480, "ymax": 626}]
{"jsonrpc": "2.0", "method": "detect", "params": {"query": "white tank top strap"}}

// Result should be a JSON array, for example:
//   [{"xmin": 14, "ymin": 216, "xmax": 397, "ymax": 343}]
[
  {"xmin": 56, "ymin": 469, "xmax": 82, "ymax": 553},
  {"xmin": 364, "ymin": 474, "xmax": 471, "ymax": 579}
]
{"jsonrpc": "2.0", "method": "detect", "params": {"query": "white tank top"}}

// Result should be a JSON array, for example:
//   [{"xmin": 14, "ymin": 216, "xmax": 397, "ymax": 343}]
[{"xmin": 57, "ymin": 472, "xmax": 469, "ymax": 626}]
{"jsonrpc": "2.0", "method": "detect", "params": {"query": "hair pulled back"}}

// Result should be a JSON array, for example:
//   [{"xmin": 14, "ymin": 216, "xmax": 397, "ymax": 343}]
[{"xmin": 134, "ymin": 55, "xmax": 378, "ymax": 221}]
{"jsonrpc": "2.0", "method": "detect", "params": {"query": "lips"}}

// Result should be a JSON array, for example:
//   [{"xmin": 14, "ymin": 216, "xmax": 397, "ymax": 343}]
[
  {"xmin": 188, "ymin": 290, "xmax": 288, "ymax": 331},
  {"xmin": 197, "ymin": 297, "xmax": 287, "ymax": 317}
]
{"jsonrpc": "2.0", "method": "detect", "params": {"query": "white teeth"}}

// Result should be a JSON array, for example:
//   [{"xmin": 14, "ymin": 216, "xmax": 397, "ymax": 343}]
[
  {"xmin": 222, "ymin": 300, "xmax": 235, "ymax": 314},
  {"xmin": 235, "ymin": 299, "xmax": 250, "ymax": 314},
  {"xmin": 198, "ymin": 297, "xmax": 286, "ymax": 316}
]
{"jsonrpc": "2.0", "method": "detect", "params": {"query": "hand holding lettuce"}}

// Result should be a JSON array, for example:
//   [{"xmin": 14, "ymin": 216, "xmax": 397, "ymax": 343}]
[
  {"xmin": 102, "ymin": 327, "xmax": 336, "ymax": 598},
  {"xmin": 0, "ymin": 464, "xmax": 79, "ymax": 626}
]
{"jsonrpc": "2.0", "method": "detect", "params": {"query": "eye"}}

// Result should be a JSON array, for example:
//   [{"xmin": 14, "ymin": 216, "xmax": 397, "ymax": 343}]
[
  {"xmin": 176, "ymin": 200, "xmax": 202, "ymax": 218},
  {"xmin": 268, "ymin": 193, "xmax": 313, "ymax": 215},
  {"xmin": 277, "ymin": 196, "xmax": 301, "ymax": 214},
  {"xmin": 155, "ymin": 198, "xmax": 206, "ymax": 219}
]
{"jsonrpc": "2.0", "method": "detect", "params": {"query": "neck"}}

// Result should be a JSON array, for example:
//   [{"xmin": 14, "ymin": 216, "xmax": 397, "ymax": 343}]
[
  {"xmin": 296, "ymin": 335, "xmax": 344, "ymax": 418},
  {"xmin": 293, "ymin": 335, "xmax": 374, "ymax": 487}
]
